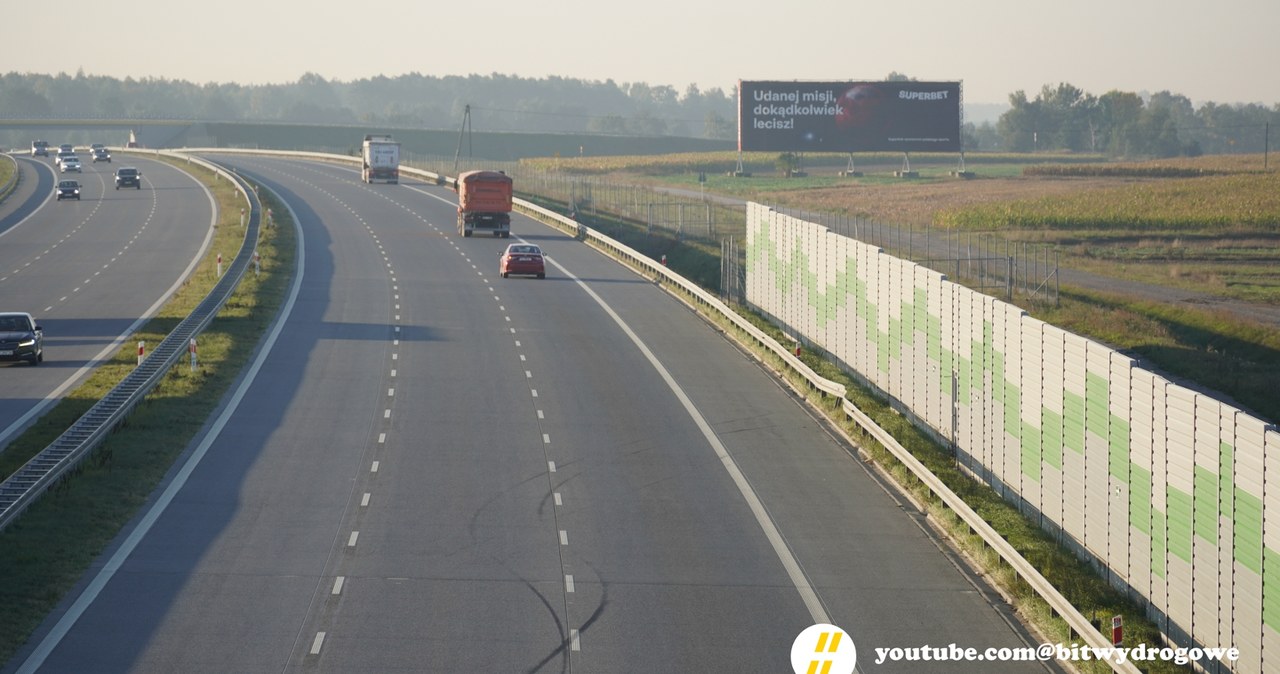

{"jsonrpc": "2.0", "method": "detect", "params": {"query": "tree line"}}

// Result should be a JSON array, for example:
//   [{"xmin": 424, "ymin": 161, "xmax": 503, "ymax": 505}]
[
  {"xmin": 969, "ymin": 83, "xmax": 1279, "ymax": 157},
  {"xmin": 0, "ymin": 70, "xmax": 736, "ymax": 140},
  {"xmin": 1, "ymin": 71, "xmax": 1275, "ymax": 157}
]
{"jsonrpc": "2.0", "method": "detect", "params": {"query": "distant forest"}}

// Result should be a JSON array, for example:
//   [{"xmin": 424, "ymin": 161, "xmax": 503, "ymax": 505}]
[{"xmin": 1, "ymin": 71, "xmax": 1276, "ymax": 157}]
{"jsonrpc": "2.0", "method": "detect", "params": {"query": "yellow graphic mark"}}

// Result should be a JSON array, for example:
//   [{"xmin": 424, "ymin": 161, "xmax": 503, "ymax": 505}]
[{"xmin": 806, "ymin": 631, "xmax": 843, "ymax": 674}]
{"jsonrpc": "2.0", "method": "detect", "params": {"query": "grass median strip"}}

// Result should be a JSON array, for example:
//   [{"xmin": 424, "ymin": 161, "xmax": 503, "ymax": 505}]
[{"xmin": 0, "ymin": 157, "xmax": 295, "ymax": 664}]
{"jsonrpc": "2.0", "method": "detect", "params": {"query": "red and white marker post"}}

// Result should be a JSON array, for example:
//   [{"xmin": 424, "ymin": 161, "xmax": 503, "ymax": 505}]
[
  {"xmin": 189, "ymin": 338, "xmax": 198, "ymax": 371},
  {"xmin": 137, "ymin": 341, "xmax": 145, "ymax": 366}
]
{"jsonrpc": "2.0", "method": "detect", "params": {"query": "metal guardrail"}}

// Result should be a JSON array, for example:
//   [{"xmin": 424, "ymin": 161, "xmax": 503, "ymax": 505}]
[
  {"xmin": 0, "ymin": 154, "xmax": 261, "ymax": 533},
  {"xmin": 164, "ymin": 148, "xmax": 1135, "ymax": 671}
]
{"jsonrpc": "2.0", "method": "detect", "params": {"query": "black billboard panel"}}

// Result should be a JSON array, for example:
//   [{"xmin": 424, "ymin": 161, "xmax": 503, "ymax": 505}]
[{"xmin": 738, "ymin": 80, "xmax": 962, "ymax": 153}]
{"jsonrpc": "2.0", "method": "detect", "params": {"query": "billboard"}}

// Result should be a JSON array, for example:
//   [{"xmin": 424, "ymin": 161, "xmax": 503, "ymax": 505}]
[{"xmin": 738, "ymin": 80, "xmax": 962, "ymax": 153}]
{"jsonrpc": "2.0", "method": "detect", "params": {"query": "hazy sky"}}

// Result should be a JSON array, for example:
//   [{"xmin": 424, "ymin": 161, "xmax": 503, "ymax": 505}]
[{"xmin": 9, "ymin": 0, "xmax": 1278, "ymax": 106}]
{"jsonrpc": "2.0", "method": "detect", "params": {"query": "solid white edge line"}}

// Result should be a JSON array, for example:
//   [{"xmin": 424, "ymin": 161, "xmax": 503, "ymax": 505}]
[
  {"xmin": 541, "ymin": 251, "xmax": 833, "ymax": 626},
  {"xmin": 403, "ymin": 182, "xmax": 833, "ymax": 629},
  {"xmin": 0, "ymin": 163, "xmax": 219, "ymax": 449},
  {"xmin": 16, "ymin": 171, "xmax": 307, "ymax": 674}
]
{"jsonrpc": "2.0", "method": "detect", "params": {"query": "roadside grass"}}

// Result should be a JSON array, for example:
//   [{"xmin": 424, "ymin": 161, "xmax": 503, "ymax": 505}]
[
  {"xmin": 0, "ymin": 154, "xmax": 16, "ymax": 197},
  {"xmin": 0, "ymin": 159, "xmax": 294, "ymax": 665}
]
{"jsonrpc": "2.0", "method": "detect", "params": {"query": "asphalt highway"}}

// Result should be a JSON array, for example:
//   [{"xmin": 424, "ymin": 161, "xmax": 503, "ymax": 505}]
[
  {"xmin": 0, "ymin": 153, "xmax": 214, "ymax": 448},
  {"xmin": 9, "ymin": 156, "xmax": 1061, "ymax": 673}
]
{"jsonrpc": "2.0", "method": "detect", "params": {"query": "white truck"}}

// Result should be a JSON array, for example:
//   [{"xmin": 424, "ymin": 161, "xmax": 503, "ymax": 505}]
[{"xmin": 361, "ymin": 134, "xmax": 400, "ymax": 184}]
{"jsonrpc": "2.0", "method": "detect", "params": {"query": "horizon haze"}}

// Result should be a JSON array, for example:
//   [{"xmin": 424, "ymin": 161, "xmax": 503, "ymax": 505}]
[{"xmin": 9, "ymin": 0, "xmax": 1279, "ymax": 108}]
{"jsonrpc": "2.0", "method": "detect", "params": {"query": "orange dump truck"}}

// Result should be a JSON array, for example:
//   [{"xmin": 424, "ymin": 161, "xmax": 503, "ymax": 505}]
[{"xmin": 456, "ymin": 170, "xmax": 513, "ymax": 238}]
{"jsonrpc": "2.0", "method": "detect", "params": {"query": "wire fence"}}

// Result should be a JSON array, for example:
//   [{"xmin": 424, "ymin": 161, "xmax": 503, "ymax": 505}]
[{"xmin": 403, "ymin": 153, "xmax": 1058, "ymax": 306}]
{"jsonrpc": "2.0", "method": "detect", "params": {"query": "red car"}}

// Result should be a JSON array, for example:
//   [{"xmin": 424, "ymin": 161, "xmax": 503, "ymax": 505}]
[{"xmin": 499, "ymin": 243, "xmax": 545, "ymax": 279}]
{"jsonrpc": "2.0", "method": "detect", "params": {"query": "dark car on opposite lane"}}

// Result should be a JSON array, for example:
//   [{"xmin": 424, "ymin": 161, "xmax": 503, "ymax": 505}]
[
  {"xmin": 114, "ymin": 167, "xmax": 141, "ymax": 189},
  {"xmin": 56, "ymin": 179, "xmax": 81, "ymax": 200},
  {"xmin": 0, "ymin": 313, "xmax": 44, "ymax": 365}
]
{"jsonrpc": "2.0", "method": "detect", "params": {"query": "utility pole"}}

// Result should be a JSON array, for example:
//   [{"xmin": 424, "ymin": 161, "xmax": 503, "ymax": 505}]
[{"xmin": 453, "ymin": 104, "xmax": 472, "ymax": 174}]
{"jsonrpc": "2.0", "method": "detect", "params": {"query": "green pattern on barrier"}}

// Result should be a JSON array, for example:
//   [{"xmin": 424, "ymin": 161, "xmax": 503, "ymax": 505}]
[
  {"xmin": 1266, "ymin": 548, "xmax": 1280, "ymax": 631},
  {"xmin": 1193, "ymin": 467, "xmax": 1219, "ymax": 545},
  {"xmin": 1236, "ymin": 489, "xmax": 1263, "ymax": 574},
  {"xmin": 1129, "ymin": 465, "xmax": 1152, "ymax": 534},
  {"xmin": 1166, "ymin": 488, "xmax": 1194, "ymax": 563},
  {"xmin": 749, "ymin": 213, "xmax": 1278, "ymax": 629}
]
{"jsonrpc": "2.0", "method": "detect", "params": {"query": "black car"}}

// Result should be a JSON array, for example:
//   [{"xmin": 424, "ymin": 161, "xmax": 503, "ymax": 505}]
[
  {"xmin": 0, "ymin": 313, "xmax": 44, "ymax": 365},
  {"xmin": 92, "ymin": 148, "xmax": 111, "ymax": 163},
  {"xmin": 31, "ymin": 140, "xmax": 49, "ymax": 157},
  {"xmin": 115, "ymin": 167, "xmax": 141, "ymax": 189},
  {"xmin": 56, "ymin": 180, "xmax": 81, "ymax": 200}
]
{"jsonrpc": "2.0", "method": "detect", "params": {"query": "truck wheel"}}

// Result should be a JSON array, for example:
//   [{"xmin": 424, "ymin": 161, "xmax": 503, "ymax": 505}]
[
  {"xmin": 463, "ymin": 230, "xmax": 472, "ymax": 237},
  {"xmin": 537, "ymin": 273, "xmax": 545, "ymax": 279}
]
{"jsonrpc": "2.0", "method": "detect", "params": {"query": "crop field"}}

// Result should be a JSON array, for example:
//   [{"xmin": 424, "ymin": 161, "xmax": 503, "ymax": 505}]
[
  {"xmin": 518, "ymin": 151, "xmax": 1280, "ymax": 423},
  {"xmin": 546, "ymin": 152, "xmax": 1280, "ymax": 303}
]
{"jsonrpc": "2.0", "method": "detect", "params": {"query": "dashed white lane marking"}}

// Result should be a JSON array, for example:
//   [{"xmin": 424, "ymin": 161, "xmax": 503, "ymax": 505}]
[
  {"xmin": 361, "ymin": 493, "xmax": 371, "ymax": 507},
  {"xmin": 377, "ymin": 433, "xmax": 386, "ymax": 444},
  {"xmin": 565, "ymin": 575, "xmax": 575, "ymax": 593},
  {"xmin": 571, "ymin": 629, "xmax": 581, "ymax": 652},
  {"xmin": 531, "ymin": 389, "xmax": 538, "ymax": 398},
  {"xmin": 384, "ymin": 409, "xmax": 391, "ymax": 419},
  {"xmin": 546, "ymin": 254, "xmax": 834, "ymax": 626},
  {"xmin": 387, "ymin": 388, "xmax": 395, "ymax": 397},
  {"xmin": 554, "ymin": 493, "xmax": 562, "ymax": 506},
  {"xmin": 542, "ymin": 434, "xmax": 550, "ymax": 444},
  {"xmin": 311, "ymin": 632, "xmax": 326, "ymax": 655},
  {"xmin": 331, "ymin": 577, "xmax": 345, "ymax": 595},
  {"xmin": 559, "ymin": 530, "xmax": 568, "ymax": 545},
  {"xmin": 548, "ymin": 461, "xmax": 556, "ymax": 473},
  {"xmin": 370, "ymin": 461, "xmax": 380, "ymax": 473},
  {"xmin": 347, "ymin": 532, "xmax": 359, "ymax": 547}
]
